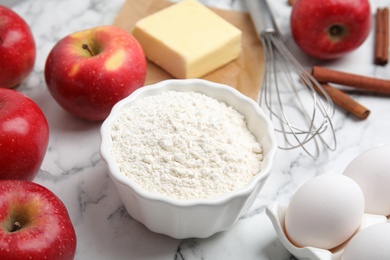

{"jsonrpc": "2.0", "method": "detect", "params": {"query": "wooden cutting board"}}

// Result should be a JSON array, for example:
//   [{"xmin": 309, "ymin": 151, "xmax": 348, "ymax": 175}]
[{"xmin": 114, "ymin": 0, "xmax": 264, "ymax": 101}]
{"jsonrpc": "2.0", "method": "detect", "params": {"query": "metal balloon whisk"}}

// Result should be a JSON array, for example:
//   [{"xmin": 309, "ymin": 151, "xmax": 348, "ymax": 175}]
[{"xmin": 244, "ymin": 0, "xmax": 337, "ymax": 158}]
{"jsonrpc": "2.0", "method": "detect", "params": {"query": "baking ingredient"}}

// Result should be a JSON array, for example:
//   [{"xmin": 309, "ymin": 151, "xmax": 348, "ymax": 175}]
[
  {"xmin": 44, "ymin": 25, "xmax": 147, "ymax": 121},
  {"xmin": 111, "ymin": 91, "xmax": 263, "ymax": 200},
  {"xmin": 374, "ymin": 8, "xmax": 389, "ymax": 65},
  {"xmin": 0, "ymin": 88, "xmax": 49, "ymax": 180},
  {"xmin": 290, "ymin": 0, "xmax": 371, "ymax": 59},
  {"xmin": 343, "ymin": 145, "xmax": 390, "ymax": 216},
  {"xmin": 341, "ymin": 223, "xmax": 390, "ymax": 260},
  {"xmin": 132, "ymin": 0, "xmax": 241, "ymax": 79},
  {"xmin": 0, "ymin": 180, "xmax": 77, "ymax": 260},
  {"xmin": 284, "ymin": 174, "xmax": 365, "ymax": 249},
  {"xmin": 311, "ymin": 66, "xmax": 390, "ymax": 96},
  {"xmin": 0, "ymin": 5, "xmax": 36, "ymax": 88}
]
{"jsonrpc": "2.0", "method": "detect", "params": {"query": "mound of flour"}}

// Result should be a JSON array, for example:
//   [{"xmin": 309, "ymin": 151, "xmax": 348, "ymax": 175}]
[{"xmin": 110, "ymin": 91, "xmax": 263, "ymax": 200}]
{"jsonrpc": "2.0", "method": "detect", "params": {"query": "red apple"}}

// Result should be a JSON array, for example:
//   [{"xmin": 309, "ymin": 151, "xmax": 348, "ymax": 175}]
[
  {"xmin": 290, "ymin": 0, "xmax": 371, "ymax": 59},
  {"xmin": 44, "ymin": 25, "xmax": 147, "ymax": 121},
  {"xmin": 0, "ymin": 180, "xmax": 76, "ymax": 260},
  {"xmin": 0, "ymin": 88, "xmax": 49, "ymax": 181},
  {"xmin": 0, "ymin": 5, "xmax": 36, "ymax": 88}
]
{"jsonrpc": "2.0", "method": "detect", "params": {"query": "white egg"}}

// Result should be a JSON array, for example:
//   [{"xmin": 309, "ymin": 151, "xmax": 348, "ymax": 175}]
[
  {"xmin": 284, "ymin": 174, "xmax": 365, "ymax": 250},
  {"xmin": 344, "ymin": 145, "xmax": 390, "ymax": 216},
  {"xmin": 341, "ymin": 223, "xmax": 390, "ymax": 260}
]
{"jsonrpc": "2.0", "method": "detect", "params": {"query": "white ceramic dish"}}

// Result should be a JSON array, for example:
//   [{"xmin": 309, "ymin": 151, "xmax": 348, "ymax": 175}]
[
  {"xmin": 266, "ymin": 202, "xmax": 388, "ymax": 260},
  {"xmin": 100, "ymin": 79, "xmax": 277, "ymax": 239}
]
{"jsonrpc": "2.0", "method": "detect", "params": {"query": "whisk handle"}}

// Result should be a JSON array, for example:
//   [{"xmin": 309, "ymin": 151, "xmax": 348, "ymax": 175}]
[{"xmin": 244, "ymin": 0, "xmax": 279, "ymax": 36}]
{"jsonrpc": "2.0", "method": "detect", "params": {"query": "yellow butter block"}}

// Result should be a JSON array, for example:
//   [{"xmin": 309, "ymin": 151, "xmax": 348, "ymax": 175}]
[{"xmin": 132, "ymin": 0, "xmax": 242, "ymax": 79}]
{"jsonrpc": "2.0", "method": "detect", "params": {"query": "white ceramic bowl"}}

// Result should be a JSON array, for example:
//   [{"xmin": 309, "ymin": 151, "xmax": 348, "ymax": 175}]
[
  {"xmin": 266, "ymin": 202, "xmax": 388, "ymax": 260},
  {"xmin": 100, "ymin": 79, "xmax": 277, "ymax": 239}
]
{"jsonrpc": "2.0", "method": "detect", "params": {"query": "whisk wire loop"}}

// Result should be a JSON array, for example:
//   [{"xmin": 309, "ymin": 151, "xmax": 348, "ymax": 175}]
[
  {"xmin": 259, "ymin": 33, "xmax": 337, "ymax": 158},
  {"xmin": 244, "ymin": 0, "xmax": 337, "ymax": 157}
]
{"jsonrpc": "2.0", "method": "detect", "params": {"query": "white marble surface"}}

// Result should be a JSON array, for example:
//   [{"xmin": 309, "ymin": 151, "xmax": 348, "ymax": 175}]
[{"xmin": 4, "ymin": 0, "xmax": 390, "ymax": 259}]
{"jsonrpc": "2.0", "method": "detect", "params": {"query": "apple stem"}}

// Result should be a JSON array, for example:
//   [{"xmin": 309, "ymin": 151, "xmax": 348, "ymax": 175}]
[
  {"xmin": 82, "ymin": 44, "xmax": 94, "ymax": 56},
  {"xmin": 11, "ymin": 221, "xmax": 22, "ymax": 232}
]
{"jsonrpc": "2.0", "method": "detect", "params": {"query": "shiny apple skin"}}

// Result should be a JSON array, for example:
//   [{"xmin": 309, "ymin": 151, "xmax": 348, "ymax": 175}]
[
  {"xmin": 44, "ymin": 25, "xmax": 147, "ymax": 121},
  {"xmin": 0, "ymin": 88, "xmax": 49, "ymax": 181},
  {"xmin": 290, "ymin": 0, "xmax": 371, "ymax": 59},
  {"xmin": 0, "ymin": 5, "xmax": 36, "ymax": 88},
  {"xmin": 0, "ymin": 180, "xmax": 77, "ymax": 260}
]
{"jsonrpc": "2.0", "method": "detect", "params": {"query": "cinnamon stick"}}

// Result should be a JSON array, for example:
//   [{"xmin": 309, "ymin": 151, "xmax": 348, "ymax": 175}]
[
  {"xmin": 375, "ymin": 8, "xmax": 385, "ymax": 65},
  {"xmin": 374, "ymin": 8, "xmax": 389, "ymax": 65},
  {"xmin": 383, "ymin": 8, "xmax": 389, "ymax": 64},
  {"xmin": 314, "ymin": 83, "xmax": 370, "ymax": 120},
  {"xmin": 312, "ymin": 66, "xmax": 390, "ymax": 95}
]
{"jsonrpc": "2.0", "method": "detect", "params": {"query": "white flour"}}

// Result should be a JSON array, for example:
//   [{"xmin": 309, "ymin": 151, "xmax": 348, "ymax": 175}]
[{"xmin": 110, "ymin": 91, "xmax": 263, "ymax": 200}]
